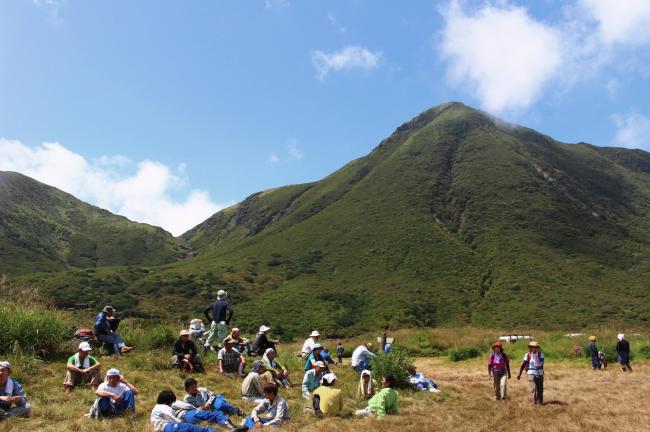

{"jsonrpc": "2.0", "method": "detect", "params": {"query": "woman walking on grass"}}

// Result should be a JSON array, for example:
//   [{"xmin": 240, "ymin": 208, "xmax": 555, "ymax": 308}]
[{"xmin": 487, "ymin": 342, "xmax": 511, "ymax": 401}]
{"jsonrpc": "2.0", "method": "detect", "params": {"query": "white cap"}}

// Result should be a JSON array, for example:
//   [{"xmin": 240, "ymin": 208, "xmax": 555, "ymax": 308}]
[
  {"xmin": 259, "ymin": 325, "xmax": 271, "ymax": 333},
  {"xmin": 217, "ymin": 290, "xmax": 227, "ymax": 298},
  {"xmin": 106, "ymin": 368, "xmax": 121, "ymax": 377},
  {"xmin": 321, "ymin": 373, "xmax": 337, "ymax": 385},
  {"xmin": 313, "ymin": 361, "xmax": 326, "ymax": 368},
  {"xmin": 78, "ymin": 342, "xmax": 93, "ymax": 352},
  {"xmin": 618, "ymin": 333, "xmax": 625, "ymax": 341},
  {"xmin": 310, "ymin": 331, "xmax": 321, "ymax": 337},
  {"xmin": 179, "ymin": 330, "xmax": 190, "ymax": 337},
  {"xmin": 0, "ymin": 361, "xmax": 11, "ymax": 371}
]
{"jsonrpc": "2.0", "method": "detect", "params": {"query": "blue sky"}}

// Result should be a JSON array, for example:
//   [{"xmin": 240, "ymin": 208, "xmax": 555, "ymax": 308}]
[{"xmin": 1, "ymin": 0, "xmax": 650, "ymax": 235}]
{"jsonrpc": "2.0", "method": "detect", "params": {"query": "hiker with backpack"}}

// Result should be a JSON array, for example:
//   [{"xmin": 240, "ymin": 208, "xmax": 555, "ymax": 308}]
[
  {"xmin": 64, "ymin": 342, "xmax": 102, "ymax": 391},
  {"xmin": 616, "ymin": 333, "xmax": 633, "ymax": 372},
  {"xmin": 588, "ymin": 336, "xmax": 602, "ymax": 370},
  {"xmin": 93, "ymin": 306, "xmax": 133, "ymax": 356},
  {"xmin": 517, "ymin": 341, "xmax": 544, "ymax": 405},
  {"xmin": 204, "ymin": 290, "xmax": 233, "ymax": 351},
  {"xmin": 487, "ymin": 342, "xmax": 511, "ymax": 400}
]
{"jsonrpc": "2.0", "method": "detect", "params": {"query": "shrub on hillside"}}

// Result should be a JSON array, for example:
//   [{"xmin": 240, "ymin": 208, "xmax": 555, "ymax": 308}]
[
  {"xmin": 449, "ymin": 346, "xmax": 482, "ymax": 362},
  {"xmin": 637, "ymin": 344, "xmax": 650, "ymax": 360},
  {"xmin": 369, "ymin": 348, "xmax": 412, "ymax": 389}
]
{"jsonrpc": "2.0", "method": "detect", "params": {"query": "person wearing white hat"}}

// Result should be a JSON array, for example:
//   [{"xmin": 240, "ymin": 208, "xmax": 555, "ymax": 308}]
[
  {"xmin": 616, "ymin": 334, "xmax": 633, "ymax": 372},
  {"xmin": 251, "ymin": 325, "xmax": 279, "ymax": 356},
  {"xmin": 301, "ymin": 361, "xmax": 326, "ymax": 399},
  {"xmin": 64, "ymin": 341, "xmax": 102, "ymax": 391},
  {"xmin": 203, "ymin": 290, "xmax": 233, "ymax": 351},
  {"xmin": 517, "ymin": 341, "xmax": 544, "ymax": 405},
  {"xmin": 0, "ymin": 361, "xmax": 31, "ymax": 419},
  {"xmin": 311, "ymin": 373, "xmax": 343, "ymax": 417},
  {"xmin": 173, "ymin": 330, "xmax": 204, "ymax": 373},
  {"xmin": 89, "ymin": 368, "xmax": 139, "ymax": 418},
  {"xmin": 301, "ymin": 331, "xmax": 321, "ymax": 359}
]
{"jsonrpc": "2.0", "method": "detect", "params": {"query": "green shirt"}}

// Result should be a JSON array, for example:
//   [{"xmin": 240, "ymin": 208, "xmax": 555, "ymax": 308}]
[
  {"xmin": 368, "ymin": 388, "xmax": 399, "ymax": 417},
  {"xmin": 67, "ymin": 354, "xmax": 98, "ymax": 368}
]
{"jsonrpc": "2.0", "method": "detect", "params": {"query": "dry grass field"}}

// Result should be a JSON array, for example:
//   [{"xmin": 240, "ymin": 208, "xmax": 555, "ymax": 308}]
[{"xmin": 3, "ymin": 346, "xmax": 649, "ymax": 432}]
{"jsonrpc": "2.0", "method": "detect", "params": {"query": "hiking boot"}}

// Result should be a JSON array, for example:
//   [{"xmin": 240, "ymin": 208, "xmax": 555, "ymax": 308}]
[
  {"xmin": 120, "ymin": 346, "xmax": 133, "ymax": 353},
  {"xmin": 223, "ymin": 419, "xmax": 248, "ymax": 431}
]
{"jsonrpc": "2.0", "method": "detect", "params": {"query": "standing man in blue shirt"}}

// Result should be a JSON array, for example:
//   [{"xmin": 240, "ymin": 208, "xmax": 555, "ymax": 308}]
[{"xmin": 204, "ymin": 290, "xmax": 233, "ymax": 351}]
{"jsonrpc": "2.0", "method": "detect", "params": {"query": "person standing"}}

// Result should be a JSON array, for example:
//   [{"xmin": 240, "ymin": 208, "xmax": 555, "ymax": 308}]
[
  {"xmin": 203, "ymin": 290, "xmax": 233, "ymax": 351},
  {"xmin": 517, "ymin": 341, "xmax": 544, "ymax": 405},
  {"xmin": 588, "ymin": 336, "xmax": 602, "ymax": 370},
  {"xmin": 616, "ymin": 334, "xmax": 633, "ymax": 372},
  {"xmin": 336, "ymin": 342, "xmax": 344, "ymax": 365},
  {"xmin": 487, "ymin": 342, "xmax": 510, "ymax": 400},
  {"xmin": 64, "ymin": 342, "xmax": 102, "ymax": 391}
]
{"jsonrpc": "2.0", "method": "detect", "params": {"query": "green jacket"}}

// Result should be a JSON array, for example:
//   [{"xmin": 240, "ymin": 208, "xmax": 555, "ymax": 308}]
[{"xmin": 368, "ymin": 388, "xmax": 399, "ymax": 417}]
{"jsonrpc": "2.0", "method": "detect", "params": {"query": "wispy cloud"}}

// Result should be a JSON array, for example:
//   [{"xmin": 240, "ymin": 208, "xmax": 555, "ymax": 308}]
[
  {"xmin": 33, "ymin": 0, "xmax": 65, "ymax": 26},
  {"xmin": 267, "ymin": 153, "xmax": 281, "ymax": 164},
  {"xmin": 327, "ymin": 12, "xmax": 347, "ymax": 34},
  {"xmin": 0, "ymin": 138, "xmax": 227, "ymax": 236},
  {"xmin": 286, "ymin": 139, "xmax": 303, "ymax": 160},
  {"xmin": 611, "ymin": 113, "xmax": 650, "ymax": 150},
  {"xmin": 310, "ymin": 45, "xmax": 382, "ymax": 80},
  {"xmin": 266, "ymin": 139, "xmax": 304, "ymax": 165},
  {"xmin": 265, "ymin": 0, "xmax": 290, "ymax": 10}
]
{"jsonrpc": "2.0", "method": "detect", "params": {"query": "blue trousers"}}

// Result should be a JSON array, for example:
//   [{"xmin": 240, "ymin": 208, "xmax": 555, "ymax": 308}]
[
  {"xmin": 96, "ymin": 332, "xmax": 125, "ymax": 355},
  {"xmin": 184, "ymin": 395, "xmax": 238, "ymax": 425},
  {"xmin": 244, "ymin": 416, "xmax": 272, "ymax": 429},
  {"xmin": 164, "ymin": 423, "xmax": 217, "ymax": 432},
  {"xmin": 98, "ymin": 390, "xmax": 135, "ymax": 416},
  {"xmin": 211, "ymin": 395, "xmax": 238, "ymax": 415},
  {"xmin": 353, "ymin": 358, "xmax": 371, "ymax": 372}
]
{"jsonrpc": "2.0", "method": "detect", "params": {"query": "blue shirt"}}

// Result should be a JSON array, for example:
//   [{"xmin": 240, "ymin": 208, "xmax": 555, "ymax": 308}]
[{"xmin": 94, "ymin": 311, "xmax": 110, "ymax": 334}]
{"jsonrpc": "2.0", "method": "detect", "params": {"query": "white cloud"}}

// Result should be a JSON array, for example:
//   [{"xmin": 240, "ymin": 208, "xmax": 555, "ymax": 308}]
[
  {"xmin": 265, "ymin": 0, "xmax": 289, "ymax": 10},
  {"xmin": 611, "ymin": 113, "xmax": 650, "ymax": 150},
  {"xmin": 267, "ymin": 153, "xmax": 280, "ymax": 164},
  {"xmin": 286, "ymin": 140, "xmax": 303, "ymax": 159},
  {"xmin": 33, "ymin": 0, "xmax": 64, "ymax": 26},
  {"xmin": 327, "ymin": 12, "xmax": 347, "ymax": 34},
  {"xmin": 310, "ymin": 45, "xmax": 382, "ymax": 80},
  {"xmin": 580, "ymin": 0, "xmax": 650, "ymax": 45},
  {"xmin": 0, "ymin": 139, "xmax": 226, "ymax": 236},
  {"xmin": 440, "ymin": 0, "xmax": 563, "ymax": 113},
  {"xmin": 266, "ymin": 139, "xmax": 303, "ymax": 165}
]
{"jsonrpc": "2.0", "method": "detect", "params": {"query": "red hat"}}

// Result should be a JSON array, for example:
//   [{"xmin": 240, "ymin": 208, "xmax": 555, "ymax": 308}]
[{"xmin": 492, "ymin": 341, "xmax": 503, "ymax": 349}]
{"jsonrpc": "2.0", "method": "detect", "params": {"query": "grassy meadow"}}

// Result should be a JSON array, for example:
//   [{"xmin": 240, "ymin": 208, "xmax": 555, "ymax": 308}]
[{"xmin": 3, "ymin": 320, "xmax": 650, "ymax": 432}]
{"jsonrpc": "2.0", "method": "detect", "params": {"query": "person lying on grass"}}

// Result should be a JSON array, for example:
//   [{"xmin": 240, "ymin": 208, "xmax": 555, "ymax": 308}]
[
  {"xmin": 64, "ymin": 341, "xmax": 101, "ymax": 392},
  {"xmin": 173, "ymin": 330, "xmax": 204, "ymax": 373},
  {"xmin": 301, "ymin": 361, "xmax": 326, "ymax": 399},
  {"xmin": 354, "ymin": 374, "xmax": 399, "ymax": 417},
  {"xmin": 218, "ymin": 337, "xmax": 246, "ymax": 377},
  {"xmin": 0, "ymin": 361, "xmax": 31, "ymax": 420},
  {"xmin": 151, "ymin": 389, "xmax": 248, "ymax": 432},
  {"xmin": 262, "ymin": 348, "xmax": 292, "ymax": 389},
  {"xmin": 243, "ymin": 383, "xmax": 291, "ymax": 429},
  {"xmin": 88, "ymin": 368, "xmax": 138, "ymax": 418},
  {"xmin": 181, "ymin": 377, "xmax": 246, "ymax": 428},
  {"xmin": 407, "ymin": 365, "xmax": 440, "ymax": 393}
]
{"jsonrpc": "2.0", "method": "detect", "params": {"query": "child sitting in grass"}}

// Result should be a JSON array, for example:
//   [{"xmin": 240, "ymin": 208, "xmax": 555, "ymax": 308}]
[
  {"xmin": 354, "ymin": 374, "xmax": 399, "ymax": 417},
  {"xmin": 243, "ymin": 383, "xmax": 291, "ymax": 429}
]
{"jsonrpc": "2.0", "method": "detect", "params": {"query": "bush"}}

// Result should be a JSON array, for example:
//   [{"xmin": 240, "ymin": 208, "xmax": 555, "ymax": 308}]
[
  {"xmin": 449, "ymin": 346, "xmax": 482, "ymax": 362},
  {"xmin": 637, "ymin": 344, "xmax": 650, "ymax": 360},
  {"xmin": 369, "ymin": 348, "xmax": 413, "ymax": 389}
]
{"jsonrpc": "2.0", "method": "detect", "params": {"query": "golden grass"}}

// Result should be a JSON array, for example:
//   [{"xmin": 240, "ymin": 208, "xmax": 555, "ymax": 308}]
[{"xmin": 3, "ymin": 343, "xmax": 649, "ymax": 432}]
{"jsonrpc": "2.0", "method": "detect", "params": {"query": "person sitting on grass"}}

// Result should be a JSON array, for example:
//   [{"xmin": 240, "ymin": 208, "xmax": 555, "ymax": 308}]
[
  {"xmin": 173, "ymin": 330, "xmax": 204, "ymax": 373},
  {"xmin": 407, "ymin": 365, "xmax": 440, "ymax": 393},
  {"xmin": 182, "ymin": 378, "xmax": 246, "ymax": 424},
  {"xmin": 243, "ymin": 383, "xmax": 291, "ymax": 429},
  {"xmin": 230, "ymin": 328, "xmax": 250, "ymax": 355},
  {"xmin": 312, "ymin": 373, "xmax": 343, "ymax": 417},
  {"xmin": 218, "ymin": 337, "xmax": 246, "ymax": 377},
  {"xmin": 64, "ymin": 341, "xmax": 101, "ymax": 392},
  {"xmin": 354, "ymin": 374, "xmax": 399, "ymax": 417},
  {"xmin": 0, "ymin": 361, "xmax": 31, "ymax": 420},
  {"xmin": 242, "ymin": 361, "xmax": 267, "ymax": 404},
  {"xmin": 93, "ymin": 305, "xmax": 133, "ymax": 356},
  {"xmin": 88, "ymin": 368, "xmax": 139, "ymax": 418},
  {"xmin": 357, "ymin": 370, "xmax": 376, "ymax": 399},
  {"xmin": 262, "ymin": 348, "xmax": 292, "ymax": 389},
  {"xmin": 351, "ymin": 343, "xmax": 375, "ymax": 372},
  {"xmin": 487, "ymin": 342, "xmax": 510, "ymax": 400},
  {"xmin": 301, "ymin": 361, "xmax": 326, "ymax": 399},
  {"xmin": 189, "ymin": 319, "xmax": 206, "ymax": 341},
  {"xmin": 304, "ymin": 344, "xmax": 330, "ymax": 372},
  {"xmin": 251, "ymin": 326, "xmax": 279, "ymax": 356},
  {"xmin": 151, "ymin": 390, "xmax": 247, "ymax": 432}
]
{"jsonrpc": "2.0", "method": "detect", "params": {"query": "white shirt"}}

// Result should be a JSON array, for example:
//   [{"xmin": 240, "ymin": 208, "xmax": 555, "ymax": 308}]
[
  {"xmin": 301, "ymin": 338, "xmax": 317, "ymax": 356},
  {"xmin": 524, "ymin": 352, "xmax": 544, "ymax": 376},
  {"xmin": 351, "ymin": 345, "xmax": 375, "ymax": 367},
  {"xmin": 150, "ymin": 404, "xmax": 181, "ymax": 432},
  {"xmin": 97, "ymin": 381, "xmax": 130, "ymax": 397}
]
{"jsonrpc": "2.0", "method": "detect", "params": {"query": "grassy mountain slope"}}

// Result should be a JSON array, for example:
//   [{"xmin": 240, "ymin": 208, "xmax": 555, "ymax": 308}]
[
  {"xmin": 0, "ymin": 171, "xmax": 183, "ymax": 275},
  {"xmin": 12, "ymin": 102, "xmax": 650, "ymax": 335}
]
